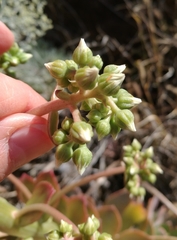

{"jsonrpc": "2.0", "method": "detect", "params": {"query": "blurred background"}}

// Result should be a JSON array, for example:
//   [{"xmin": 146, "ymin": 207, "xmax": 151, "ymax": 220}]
[{"xmin": 1, "ymin": 0, "xmax": 177, "ymax": 203}]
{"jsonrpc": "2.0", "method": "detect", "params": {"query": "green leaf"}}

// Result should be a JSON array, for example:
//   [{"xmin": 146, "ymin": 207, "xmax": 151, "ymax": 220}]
[{"xmin": 122, "ymin": 202, "xmax": 147, "ymax": 230}]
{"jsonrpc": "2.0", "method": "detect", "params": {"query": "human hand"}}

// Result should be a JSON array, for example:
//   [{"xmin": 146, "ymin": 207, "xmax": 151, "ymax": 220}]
[{"xmin": 0, "ymin": 22, "xmax": 53, "ymax": 181}]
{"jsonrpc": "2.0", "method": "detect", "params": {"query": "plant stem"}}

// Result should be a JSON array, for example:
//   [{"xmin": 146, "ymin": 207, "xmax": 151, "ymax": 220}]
[
  {"xmin": 27, "ymin": 99, "xmax": 69, "ymax": 116},
  {"xmin": 27, "ymin": 88, "xmax": 103, "ymax": 117},
  {"xmin": 142, "ymin": 181, "xmax": 177, "ymax": 216},
  {"xmin": 105, "ymin": 96, "xmax": 120, "ymax": 114},
  {"xmin": 13, "ymin": 203, "xmax": 79, "ymax": 233},
  {"xmin": 50, "ymin": 166, "xmax": 125, "ymax": 206},
  {"xmin": 7, "ymin": 174, "xmax": 32, "ymax": 200},
  {"xmin": 69, "ymin": 105, "xmax": 83, "ymax": 122}
]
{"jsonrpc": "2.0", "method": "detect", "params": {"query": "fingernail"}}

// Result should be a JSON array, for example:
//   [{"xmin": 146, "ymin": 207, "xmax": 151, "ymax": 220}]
[{"xmin": 9, "ymin": 124, "xmax": 53, "ymax": 171}]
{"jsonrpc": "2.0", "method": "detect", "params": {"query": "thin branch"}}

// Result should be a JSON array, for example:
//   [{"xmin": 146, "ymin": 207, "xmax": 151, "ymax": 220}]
[
  {"xmin": 142, "ymin": 181, "xmax": 177, "ymax": 216},
  {"xmin": 7, "ymin": 174, "xmax": 32, "ymax": 200},
  {"xmin": 51, "ymin": 166, "xmax": 125, "ymax": 205},
  {"xmin": 27, "ymin": 99, "xmax": 69, "ymax": 116}
]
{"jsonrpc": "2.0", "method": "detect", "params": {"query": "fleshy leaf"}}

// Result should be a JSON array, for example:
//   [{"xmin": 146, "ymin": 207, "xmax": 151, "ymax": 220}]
[
  {"xmin": 105, "ymin": 189, "xmax": 131, "ymax": 215},
  {"xmin": 122, "ymin": 202, "xmax": 147, "ymax": 230},
  {"xmin": 0, "ymin": 197, "xmax": 16, "ymax": 230},
  {"xmin": 16, "ymin": 181, "xmax": 55, "ymax": 226},
  {"xmin": 98, "ymin": 205, "xmax": 122, "ymax": 236},
  {"xmin": 16, "ymin": 173, "xmax": 35, "ymax": 203},
  {"xmin": 36, "ymin": 171, "xmax": 60, "ymax": 191},
  {"xmin": 57, "ymin": 195, "xmax": 90, "ymax": 225},
  {"xmin": 116, "ymin": 229, "xmax": 151, "ymax": 240}
]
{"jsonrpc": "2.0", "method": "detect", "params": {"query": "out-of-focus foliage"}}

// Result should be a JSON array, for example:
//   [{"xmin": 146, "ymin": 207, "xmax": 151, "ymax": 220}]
[{"xmin": 0, "ymin": 0, "xmax": 53, "ymax": 50}]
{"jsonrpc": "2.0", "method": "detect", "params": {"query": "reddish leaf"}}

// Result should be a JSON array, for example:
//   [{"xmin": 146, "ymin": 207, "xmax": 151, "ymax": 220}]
[
  {"xmin": 86, "ymin": 196, "xmax": 99, "ymax": 218},
  {"xmin": 150, "ymin": 236, "xmax": 177, "ymax": 240},
  {"xmin": 57, "ymin": 194, "xmax": 90, "ymax": 225},
  {"xmin": 17, "ymin": 181, "xmax": 56, "ymax": 226},
  {"xmin": 98, "ymin": 205, "xmax": 122, "ymax": 236},
  {"xmin": 105, "ymin": 189, "xmax": 131, "ymax": 215},
  {"xmin": 116, "ymin": 229, "xmax": 151, "ymax": 240},
  {"xmin": 36, "ymin": 171, "xmax": 60, "ymax": 191},
  {"xmin": 16, "ymin": 173, "xmax": 35, "ymax": 203},
  {"xmin": 27, "ymin": 181, "xmax": 55, "ymax": 205}
]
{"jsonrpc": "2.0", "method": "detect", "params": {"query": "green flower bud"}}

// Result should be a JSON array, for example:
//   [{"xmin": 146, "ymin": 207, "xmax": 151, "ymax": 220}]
[
  {"xmin": 45, "ymin": 60, "xmax": 67, "ymax": 78},
  {"xmin": 104, "ymin": 64, "xmax": 126, "ymax": 74},
  {"xmin": 72, "ymin": 38, "xmax": 93, "ymax": 66},
  {"xmin": 45, "ymin": 60, "xmax": 70, "ymax": 87},
  {"xmin": 61, "ymin": 117, "xmax": 73, "ymax": 132},
  {"xmin": 98, "ymin": 233, "xmax": 113, "ymax": 240},
  {"xmin": 110, "ymin": 114, "xmax": 121, "ymax": 139},
  {"xmin": 75, "ymin": 66, "xmax": 98, "ymax": 90},
  {"xmin": 149, "ymin": 163, "xmax": 163, "ymax": 174},
  {"xmin": 65, "ymin": 59, "xmax": 78, "ymax": 79},
  {"xmin": 1, "ymin": 61, "xmax": 10, "ymax": 69},
  {"xmin": 129, "ymin": 186, "xmax": 139, "ymax": 197},
  {"xmin": 55, "ymin": 90, "xmax": 71, "ymax": 100},
  {"xmin": 57, "ymin": 77, "xmax": 70, "ymax": 88},
  {"xmin": 79, "ymin": 215, "xmax": 100, "ymax": 236},
  {"xmin": 55, "ymin": 142, "xmax": 73, "ymax": 166},
  {"xmin": 145, "ymin": 173, "xmax": 157, "ymax": 183},
  {"xmin": 67, "ymin": 83, "xmax": 79, "ymax": 93},
  {"xmin": 69, "ymin": 121, "xmax": 93, "ymax": 144},
  {"xmin": 98, "ymin": 73, "xmax": 125, "ymax": 96},
  {"xmin": 126, "ymin": 179, "xmax": 136, "ymax": 189},
  {"xmin": 9, "ymin": 57, "xmax": 20, "ymax": 66},
  {"xmin": 80, "ymin": 98, "xmax": 99, "ymax": 111},
  {"xmin": 131, "ymin": 139, "xmax": 142, "ymax": 151},
  {"xmin": 46, "ymin": 230, "xmax": 61, "ymax": 240},
  {"xmin": 123, "ymin": 145, "xmax": 133, "ymax": 153},
  {"xmin": 87, "ymin": 109, "xmax": 102, "ymax": 124},
  {"xmin": 59, "ymin": 220, "xmax": 73, "ymax": 233},
  {"xmin": 52, "ymin": 129, "xmax": 68, "ymax": 145},
  {"xmin": 73, "ymin": 144, "xmax": 92, "ymax": 175},
  {"xmin": 115, "ymin": 89, "xmax": 142, "ymax": 109},
  {"xmin": 8, "ymin": 43, "xmax": 19, "ymax": 55},
  {"xmin": 138, "ymin": 187, "xmax": 146, "ymax": 197},
  {"xmin": 128, "ymin": 165, "xmax": 139, "ymax": 175},
  {"xmin": 88, "ymin": 55, "xmax": 103, "ymax": 70},
  {"xmin": 96, "ymin": 117, "xmax": 111, "ymax": 140},
  {"xmin": 93, "ymin": 103, "xmax": 111, "ymax": 118},
  {"xmin": 1, "ymin": 52, "xmax": 11, "ymax": 62},
  {"xmin": 116, "ymin": 109, "xmax": 136, "ymax": 131},
  {"xmin": 143, "ymin": 146, "xmax": 154, "ymax": 158},
  {"xmin": 18, "ymin": 52, "xmax": 32, "ymax": 63},
  {"xmin": 123, "ymin": 157, "xmax": 134, "ymax": 165}
]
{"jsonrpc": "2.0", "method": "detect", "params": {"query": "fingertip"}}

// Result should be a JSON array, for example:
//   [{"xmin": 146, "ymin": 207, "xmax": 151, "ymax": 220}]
[{"xmin": 0, "ymin": 22, "xmax": 14, "ymax": 55}]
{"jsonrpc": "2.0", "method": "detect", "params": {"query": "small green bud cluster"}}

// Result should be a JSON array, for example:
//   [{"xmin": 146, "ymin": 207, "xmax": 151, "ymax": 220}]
[
  {"xmin": 45, "ymin": 38, "xmax": 142, "ymax": 174},
  {"xmin": 53, "ymin": 117, "xmax": 93, "ymax": 174},
  {"xmin": 46, "ymin": 221, "xmax": 73, "ymax": 240},
  {"xmin": 123, "ymin": 139, "xmax": 163, "ymax": 198},
  {"xmin": 0, "ymin": 43, "xmax": 32, "ymax": 77},
  {"xmin": 46, "ymin": 216, "xmax": 113, "ymax": 240}
]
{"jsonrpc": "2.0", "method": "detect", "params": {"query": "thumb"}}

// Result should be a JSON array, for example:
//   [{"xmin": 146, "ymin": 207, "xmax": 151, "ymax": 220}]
[{"xmin": 0, "ymin": 113, "xmax": 54, "ymax": 181}]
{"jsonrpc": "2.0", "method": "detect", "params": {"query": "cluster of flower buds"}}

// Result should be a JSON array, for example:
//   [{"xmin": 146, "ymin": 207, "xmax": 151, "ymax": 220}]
[
  {"xmin": 45, "ymin": 39, "xmax": 142, "ymax": 174},
  {"xmin": 0, "ymin": 43, "xmax": 32, "ymax": 76},
  {"xmin": 123, "ymin": 139, "xmax": 163, "ymax": 198},
  {"xmin": 46, "ymin": 215, "xmax": 112, "ymax": 240},
  {"xmin": 53, "ymin": 117, "xmax": 93, "ymax": 174}
]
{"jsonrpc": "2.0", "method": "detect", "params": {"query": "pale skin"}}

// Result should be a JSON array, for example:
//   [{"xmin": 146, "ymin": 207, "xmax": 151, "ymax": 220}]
[{"xmin": 0, "ymin": 22, "xmax": 54, "ymax": 181}]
